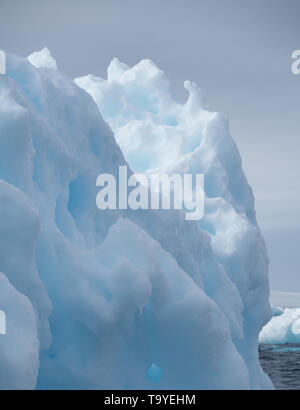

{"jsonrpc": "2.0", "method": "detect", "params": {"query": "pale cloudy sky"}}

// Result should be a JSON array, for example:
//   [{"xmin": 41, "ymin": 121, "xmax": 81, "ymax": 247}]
[{"xmin": 0, "ymin": 0, "xmax": 299, "ymax": 291}]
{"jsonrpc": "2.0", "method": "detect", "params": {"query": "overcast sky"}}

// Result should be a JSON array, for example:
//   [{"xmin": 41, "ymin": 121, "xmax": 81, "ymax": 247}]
[{"xmin": 0, "ymin": 0, "xmax": 299, "ymax": 291}]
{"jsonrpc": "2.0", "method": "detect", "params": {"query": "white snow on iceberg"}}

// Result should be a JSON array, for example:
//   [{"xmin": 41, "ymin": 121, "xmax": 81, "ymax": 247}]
[
  {"xmin": 0, "ymin": 49, "xmax": 272, "ymax": 389},
  {"xmin": 27, "ymin": 47, "xmax": 57, "ymax": 70}
]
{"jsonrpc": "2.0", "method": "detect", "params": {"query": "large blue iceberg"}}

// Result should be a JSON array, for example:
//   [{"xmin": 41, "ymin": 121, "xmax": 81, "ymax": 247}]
[{"xmin": 0, "ymin": 48, "xmax": 272, "ymax": 389}]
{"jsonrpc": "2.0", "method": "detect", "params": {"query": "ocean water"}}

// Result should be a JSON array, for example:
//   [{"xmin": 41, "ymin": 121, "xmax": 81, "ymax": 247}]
[{"xmin": 259, "ymin": 344, "xmax": 300, "ymax": 390}]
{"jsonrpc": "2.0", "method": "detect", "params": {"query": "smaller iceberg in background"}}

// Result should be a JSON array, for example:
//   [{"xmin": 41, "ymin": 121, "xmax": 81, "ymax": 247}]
[{"xmin": 259, "ymin": 307, "xmax": 300, "ymax": 344}]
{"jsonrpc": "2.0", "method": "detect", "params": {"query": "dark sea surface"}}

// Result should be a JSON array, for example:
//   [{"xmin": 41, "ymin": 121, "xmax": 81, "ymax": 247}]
[{"xmin": 259, "ymin": 344, "xmax": 300, "ymax": 390}]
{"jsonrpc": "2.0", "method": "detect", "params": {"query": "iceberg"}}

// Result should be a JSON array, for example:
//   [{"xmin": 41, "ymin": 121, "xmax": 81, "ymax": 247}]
[
  {"xmin": 27, "ymin": 47, "xmax": 57, "ymax": 70},
  {"xmin": 0, "ymin": 272, "xmax": 39, "ymax": 389},
  {"xmin": 259, "ymin": 307, "xmax": 300, "ymax": 344},
  {"xmin": 271, "ymin": 305, "xmax": 284, "ymax": 317},
  {"xmin": 0, "ymin": 49, "xmax": 272, "ymax": 389}
]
